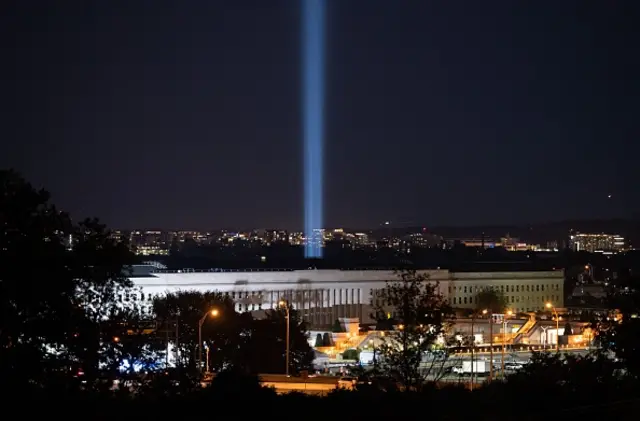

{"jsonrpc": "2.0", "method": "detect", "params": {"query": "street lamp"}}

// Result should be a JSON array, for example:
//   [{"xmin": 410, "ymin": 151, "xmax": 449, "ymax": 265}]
[
  {"xmin": 198, "ymin": 309, "xmax": 219, "ymax": 374},
  {"xmin": 501, "ymin": 310, "xmax": 513, "ymax": 379},
  {"xmin": 469, "ymin": 310, "xmax": 478, "ymax": 391},
  {"xmin": 482, "ymin": 309, "xmax": 493, "ymax": 381},
  {"xmin": 279, "ymin": 300, "xmax": 290, "ymax": 376},
  {"xmin": 546, "ymin": 303, "xmax": 559, "ymax": 352}
]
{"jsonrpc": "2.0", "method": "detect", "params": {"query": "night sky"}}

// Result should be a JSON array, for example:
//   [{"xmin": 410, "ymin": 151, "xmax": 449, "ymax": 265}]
[{"xmin": 3, "ymin": 0, "xmax": 637, "ymax": 230}]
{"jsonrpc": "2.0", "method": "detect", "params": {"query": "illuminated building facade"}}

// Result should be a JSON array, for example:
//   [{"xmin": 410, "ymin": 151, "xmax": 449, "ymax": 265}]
[
  {"xmin": 569, "ymin": 233, "xmax": 626, "ymax": 253},
  {"xmin": 128, "ymin": 267, "xmax": 564, "ymax": 328}
]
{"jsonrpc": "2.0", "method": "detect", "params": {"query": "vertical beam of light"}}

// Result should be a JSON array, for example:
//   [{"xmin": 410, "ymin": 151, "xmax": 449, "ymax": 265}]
[{"xmin": 302, "ymin": 0, "xmax": 325, "ymax": 259}]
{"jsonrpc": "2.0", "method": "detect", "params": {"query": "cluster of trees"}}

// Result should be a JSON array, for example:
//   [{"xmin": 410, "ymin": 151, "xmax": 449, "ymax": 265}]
[
  {"xmin": 151, "ymin": 291, "xmax": 313, "ymax": 374},
  {"xmin": 370, "ymin": 270, "xmax": 454, "ymax": 388},
  {"xmin": 0, "ymin": 170, "xmax": 313, "ymax": 393},
  {"xmin": 1, "ymin": 170, "xmax": 139, "ymax": 389}
]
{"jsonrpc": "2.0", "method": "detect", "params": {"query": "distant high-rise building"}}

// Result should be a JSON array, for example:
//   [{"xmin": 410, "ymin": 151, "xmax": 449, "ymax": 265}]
[{"xmin": 569, "ymin": 232, "xmax": 626, "ymax": 253}]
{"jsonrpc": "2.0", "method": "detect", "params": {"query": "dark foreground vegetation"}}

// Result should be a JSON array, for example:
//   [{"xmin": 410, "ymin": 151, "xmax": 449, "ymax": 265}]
[
  {"xmin": 15, "ymin": 358, "xmax": 640, "ymax": 421},
  {"xmin": 3, "ymin": 169, "xmax": 640, "ymax": 420}
]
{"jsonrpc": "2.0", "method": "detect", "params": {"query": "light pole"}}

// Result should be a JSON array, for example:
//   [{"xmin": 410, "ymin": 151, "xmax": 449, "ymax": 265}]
[
  {"xmin": 470, "ymin": 311, "xmax": 476, "ymax": 391},
  {"xmin": 175, "ymin": 311, "xmax": 180, "ymax": 367},
  {"xmin": 482, "ymin": 309, "xmax": 493, "ymax": 382},
  {"xmin": 279, "ymin": 300, "xmax": 290, "ymax": 376},
  {"xmin": 198, "ymin": 309, "xmax": 219, "ymax": 374},
  {"xmin": 546, "ymin": 303, "xmax": 559, "ymax": 352},
  {"xmin": 501, "ymin": 310, "xmax": 512, "ymax": 379}
]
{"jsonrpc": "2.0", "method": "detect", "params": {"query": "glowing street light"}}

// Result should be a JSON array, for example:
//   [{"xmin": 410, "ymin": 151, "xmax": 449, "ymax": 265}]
[
  {"xmin": 501, "ymin": 310, "xmax": 513, "ymax": 378},
  {"xmin": 279, "ymin": 300, "xmax": 291, "ymax": 376},
  {"xmin": 198, "ymin": 309, "xmax": 220, "ymax": 374},
  {"xmin": 481, "ymin": 309, "xmax": 494, "ymax": 381},
  {"xmin": 546, "ymin": 303, "xmax": 560, "ymax": 352}
]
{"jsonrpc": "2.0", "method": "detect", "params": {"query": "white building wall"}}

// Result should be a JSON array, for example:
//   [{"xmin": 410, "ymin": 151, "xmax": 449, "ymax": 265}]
[
  {"xmin": 444, "ymin": 271, "xmax": 564, "ymax": 313},
  {"xmin": 127, "ymin": 268, "xmax": 564, "ymax": 326}
]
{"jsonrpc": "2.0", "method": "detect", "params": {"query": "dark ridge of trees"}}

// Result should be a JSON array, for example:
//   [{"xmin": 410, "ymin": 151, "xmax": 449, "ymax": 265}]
[{"xmin": 13, "ymin": 361, "xmax": 640, "ymax": 421}]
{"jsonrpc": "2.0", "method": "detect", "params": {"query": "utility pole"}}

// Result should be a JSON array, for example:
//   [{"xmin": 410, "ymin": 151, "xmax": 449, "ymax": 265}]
[
  {"xmin": 173, "ymin": 311, "xmax": 180, "ymax": 368},
  {"xmin": 279, "ymin": 300, "xmax": 291, "ymax": 376},
  {"xmin": 197, "ymin": 309, "xmax": 219, "ymax": 374},
  {"xmin": 165, "ymin": 319, "xmax": 169, "ymax": 368},
  {"xmin": 489, "ymin": 312, "xmax": 493, "ymax": 382},
  {"xmin": 482, "ymin": 309, "xmax": 493, "ymax": 382},
  {"xmin": 470, "ymin": 312, "xmax": 475, "ymax": 391},
  {"xmin": 501, "ymin": 317, "xmax": 506, "ymax": 378}
]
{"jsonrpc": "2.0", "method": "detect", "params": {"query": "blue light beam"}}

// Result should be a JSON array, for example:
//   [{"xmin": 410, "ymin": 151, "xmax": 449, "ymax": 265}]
[{"xmin": 302, "ymin": 0, "xmax": 325, "ymax": 259}]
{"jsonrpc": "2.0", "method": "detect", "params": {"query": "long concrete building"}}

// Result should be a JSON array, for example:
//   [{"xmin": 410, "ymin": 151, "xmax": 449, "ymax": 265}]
[{"xmin": 128, "ymin": 267, "xmax": 564, "ymax": 327}]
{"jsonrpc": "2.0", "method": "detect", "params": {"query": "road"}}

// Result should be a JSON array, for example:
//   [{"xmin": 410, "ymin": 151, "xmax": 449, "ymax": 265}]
[{"xmin": 420, "ymin": 348, "xmax": 594, "ymax": 383}]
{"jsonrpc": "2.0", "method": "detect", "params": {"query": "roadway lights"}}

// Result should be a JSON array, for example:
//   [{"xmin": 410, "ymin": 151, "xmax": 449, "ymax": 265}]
[
  {"xmin": 545, "ymin": 303, "xmax": 560, "ymax": 352},
  {"xmin": 478, "ymin": 309, "xmax": 493, "ymax": 380},
  {"xmin": 197, "ymin": 308, "xmax": 220, "ymax": 374},
  {"xmin": 279, "ymin": 300, "xmax": 291, "ymax": 376},
  {"xmin": 501, "ymin": 310, "xmax": 514, "ymax": 379}
]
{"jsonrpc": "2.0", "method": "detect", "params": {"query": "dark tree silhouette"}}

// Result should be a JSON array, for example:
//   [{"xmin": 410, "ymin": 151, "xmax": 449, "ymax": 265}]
[
  {"xmin": 206, "ymin": 369, "xmax": 275, "ymax": 399},
  {"xmin": 152, "ymin": 290, "xmax": 237, "ymax": 370},
  {"xmin": 598, "ymin": 289, "xmax": 640, "ymax": 378},
  {"xmin": 475, "ymin": 288, "xmax": 508, "ymax": 313},
  {"xmin": 236, "ymin": 306, "xmax": 314, "ymax": 375},
  {"xmin": 563, "ymin": 322, "xmax": 573, "ymax": 336},
  {"xmin": 372, "ymin": 269, "xmax": 453, "ymax": 389},
  {"xmin": 0, "ymin": 170, "xmax": 140, "ymax": 390},
  {"xmin": 331, "ymin": 319, "xmax": 344, "ymax": 332},
  {"xmin": 342, "ymin": 349, "xmax": 359, "ymax": 360},
  {"xmin": 0, "ymin": 170, "xmax": 77, "ymax": 388},
  {"xmin": 64, "ymin": 219, "xmax": 139, "ymax": 384},
  {"xmin": 153, "ymin": 291, "xmax": 313, "ymax": 375}
]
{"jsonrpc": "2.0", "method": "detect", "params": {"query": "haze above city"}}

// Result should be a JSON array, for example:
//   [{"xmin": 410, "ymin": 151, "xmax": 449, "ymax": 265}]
[{"xmin": 2, "ymin": 1, "xmax": 636, "ymax": 230}]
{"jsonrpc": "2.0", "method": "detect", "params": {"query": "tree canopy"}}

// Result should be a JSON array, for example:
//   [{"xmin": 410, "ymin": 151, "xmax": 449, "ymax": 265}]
[
  {"xmin": 371, "ymin": 269, "xmax": 453, "ymax": 389},
  {"xmin": 0, "ymin": 170, "xmax": 150, "ymax": 390},
  {"xmin": 475, "ymin": 287, "xmax": 508, "ymax": 314},
  {"xmin": 152, "ymin": 291, "xmax": 313, "ymax": 374},
  {"xmin": 1, "ymin": 170, "xmax": 313, "ymax": 391}
]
